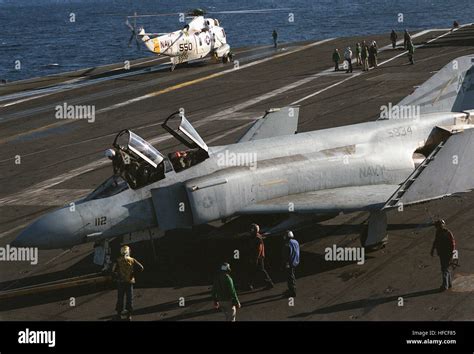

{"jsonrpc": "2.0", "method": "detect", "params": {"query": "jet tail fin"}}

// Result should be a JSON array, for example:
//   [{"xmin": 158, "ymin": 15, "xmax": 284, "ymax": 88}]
[{"xmin": 395, "ymin": 55, "xmax": 474, "ymax": 115}]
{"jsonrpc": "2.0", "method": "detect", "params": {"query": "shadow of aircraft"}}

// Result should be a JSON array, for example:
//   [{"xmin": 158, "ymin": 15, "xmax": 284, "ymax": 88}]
[
  {"xmin": 288, "ymin": 288, "xmax": 441, "ymax": 319},
  {"xmin": 0, "ymin": 214, "xmax": 432, "ymax": 312}
]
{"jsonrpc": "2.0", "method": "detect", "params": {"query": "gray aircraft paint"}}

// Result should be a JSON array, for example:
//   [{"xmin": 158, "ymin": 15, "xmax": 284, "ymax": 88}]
[{"xmin": 13, "ymin": 56, "xmax": 474, "ymax": 249}]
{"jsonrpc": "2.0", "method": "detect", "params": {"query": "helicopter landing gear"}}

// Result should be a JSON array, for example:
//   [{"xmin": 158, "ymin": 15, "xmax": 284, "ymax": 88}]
[{"xmin": 222, "ymin": 52, "xmax": 233, "ymax": 64}]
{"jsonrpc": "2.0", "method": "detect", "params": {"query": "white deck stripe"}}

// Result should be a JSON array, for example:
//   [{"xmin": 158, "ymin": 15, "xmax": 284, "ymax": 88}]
[
  {"xmin": 96, "ymin": 39, "xmax": 335, "ymax": 114},
  {"xmin": 0, "ymin": 44, "xmax": 286, "ymax": 108},
  {"xmin": 291, "ymin": 26, "xmax": 467, "ymax": 105}
]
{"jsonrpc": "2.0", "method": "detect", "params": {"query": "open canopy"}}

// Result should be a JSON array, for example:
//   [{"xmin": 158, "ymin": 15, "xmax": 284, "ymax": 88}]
[
  {"xmin": 162, "ymin": 111, "xmax": 209, "ymax": 152},
  {"xmin": 114, "ymin": 130, "xmax": 164, "ymax": 168}
]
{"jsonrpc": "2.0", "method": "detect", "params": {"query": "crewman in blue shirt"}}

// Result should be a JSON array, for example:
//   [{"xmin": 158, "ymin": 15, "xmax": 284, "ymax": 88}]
[{"xmin": 282, "ymin": 230, "xmax": 300, "ymax": 297}]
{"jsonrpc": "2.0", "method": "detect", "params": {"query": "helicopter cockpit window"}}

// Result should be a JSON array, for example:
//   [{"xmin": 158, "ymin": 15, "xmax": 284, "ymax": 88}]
[
  {"xmin": 111, "ymin": 130, "xmax": 167, "ymax": 189},
  {"xmin": 85, "ymin": 175, "xmax": 129, "ymax": 201},
  {"xmin": 196, "ymin": 33, "xmax": 203, "ymax": 46}
]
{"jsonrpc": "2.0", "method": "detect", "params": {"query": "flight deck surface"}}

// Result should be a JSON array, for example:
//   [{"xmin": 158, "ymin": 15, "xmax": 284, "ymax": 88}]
[{"xmin": 1, "ymin": 25, "xmax": 473, "ymax": 321}]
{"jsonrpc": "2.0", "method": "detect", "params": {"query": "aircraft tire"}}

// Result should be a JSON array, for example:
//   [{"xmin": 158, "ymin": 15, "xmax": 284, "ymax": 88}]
[{"xmin": 360, "ymin": 226, "xmax": 388, "ymax": 252}]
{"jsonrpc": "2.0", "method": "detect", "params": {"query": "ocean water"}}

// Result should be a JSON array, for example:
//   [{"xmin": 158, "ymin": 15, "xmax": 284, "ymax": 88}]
[{"xmin": 0, "ymin": 0, "xmax": 473, "ymax": 82}]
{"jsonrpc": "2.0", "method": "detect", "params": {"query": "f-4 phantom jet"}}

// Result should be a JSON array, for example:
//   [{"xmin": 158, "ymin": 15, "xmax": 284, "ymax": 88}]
[{"xmin": 13, "ymin": 56, "xmax": 474, "ymax": 261}]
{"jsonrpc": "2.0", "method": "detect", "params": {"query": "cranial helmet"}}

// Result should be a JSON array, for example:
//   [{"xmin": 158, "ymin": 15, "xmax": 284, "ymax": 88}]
[
  {"xmin": 120, "ymin": 245, "xmax": 130, "ymax": 257},
  {"xmin": 434, "ymin": 219, "xmax": 446, "ymax": 228},
  {"xmin": 250, "ymin": 223, "xmax": 260, "ymax": 233},
  {"xmin": 220, "ymin": 262, "xmax": 231, "ymax": 272},
  {"xmin": 105, "ymin": 149, "xmax": 116, "ymax": 159}
]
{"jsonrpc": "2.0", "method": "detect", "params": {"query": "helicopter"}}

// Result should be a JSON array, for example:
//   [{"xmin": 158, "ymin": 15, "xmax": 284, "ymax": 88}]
[{"xmin": 125, "ymin": 8, "xmax": 288, "ymax": 71}]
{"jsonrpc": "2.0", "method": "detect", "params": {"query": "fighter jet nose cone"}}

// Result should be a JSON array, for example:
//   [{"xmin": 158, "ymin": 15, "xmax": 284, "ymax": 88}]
[
  {"xmin": 12, "ymin": 208, "xmax": 84, "ymax": 250},
  {"xmin": 12, "ymin": 219, "xmax": 50, "ymax": 249},
  {"xmin": 12, "ymin": 222, "xmax": 41, "ymax": 248},
  {"xmin": 9, "ymin": 236, "xmax": 22, "ymax": 248}
]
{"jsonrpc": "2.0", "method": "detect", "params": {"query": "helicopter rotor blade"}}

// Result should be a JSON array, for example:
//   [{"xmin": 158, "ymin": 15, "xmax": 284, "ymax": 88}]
[
  {"xmin": 111, "ymin": 7, "xmax": 291, "ymax": 18},
  {"xmin": 127, "ymin": 32, "xmax": 136, "ymax": 47},
  {"xmin": 135, "ymin": 35, "xmax": 141, "ymax": 50},
  {"xmin": 125, "ymin": 19, "xmax": 135, "ymax": 31},
  {"xmin": 207, "ymin": 8, "xmax": 290, "ymax": 14},
  {"xmin": 127, "ymin": 13, "xmax": 181, "ymax": 19}
]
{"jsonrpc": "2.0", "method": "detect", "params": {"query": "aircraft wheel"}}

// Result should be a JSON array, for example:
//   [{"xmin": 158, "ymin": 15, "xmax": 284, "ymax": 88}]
[
  {"xmin": 360, "ymin": 226, "xmax": 388, "ymax": 252},
  {"xmin": 222, "ymin": 55, "xmax": 229, "ymax": 64},
  {"xmin": 365, "ymin": 238, "xmax": 388, "ymax": 252}
]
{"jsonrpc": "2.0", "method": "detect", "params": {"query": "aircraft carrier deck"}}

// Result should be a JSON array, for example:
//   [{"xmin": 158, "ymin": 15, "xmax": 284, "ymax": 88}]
[{"xmin": 1, "ymin": 24, "xmax": 474, "ymax": 322}]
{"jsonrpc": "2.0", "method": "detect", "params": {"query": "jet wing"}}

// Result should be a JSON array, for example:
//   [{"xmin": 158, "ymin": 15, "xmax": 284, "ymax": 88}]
[
  {"xmin": 238, "ymin": 184, "xmax": 399, "ymax": 214},
  {"xmin": 237, "ymin": 106, "xmax": 299, "ymax": 143},
  {"xmin": 384, "ymin": 128, "xmax": 474, "ymax": 208}
]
